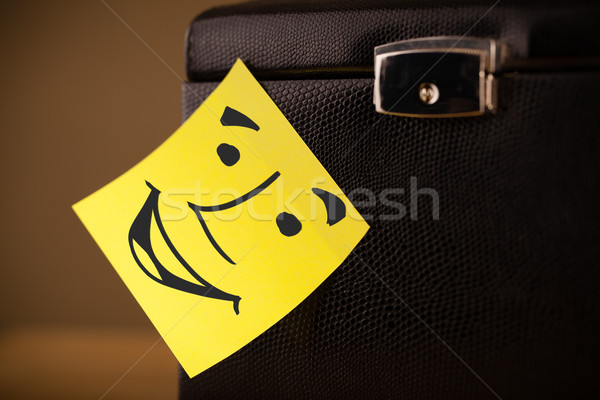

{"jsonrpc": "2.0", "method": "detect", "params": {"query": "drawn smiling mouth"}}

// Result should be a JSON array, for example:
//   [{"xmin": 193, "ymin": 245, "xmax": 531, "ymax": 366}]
[{"xmin": 128, "ymin": 171, "xmax": 280, "ymax": 314}]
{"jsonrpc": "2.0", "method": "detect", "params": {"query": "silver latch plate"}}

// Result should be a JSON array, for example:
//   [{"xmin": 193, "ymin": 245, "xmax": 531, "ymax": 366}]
[{"xmin": 374, "ymin": 37, "xmax": 503, "ymax": 118}]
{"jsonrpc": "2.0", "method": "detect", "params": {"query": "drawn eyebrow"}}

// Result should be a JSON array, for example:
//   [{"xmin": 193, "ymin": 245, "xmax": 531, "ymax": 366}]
[
  {"xmin": 220, "ymin": 106, "xmax": 260, "ymax": 131},
  {"xmin": 312, "ymin": 188, "xmax": 346, "ymax": 226}
]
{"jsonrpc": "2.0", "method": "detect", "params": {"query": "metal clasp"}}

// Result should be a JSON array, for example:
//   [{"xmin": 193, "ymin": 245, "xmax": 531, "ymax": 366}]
[{"xmin": 374, "ymin": 37, "xmax": 506, "ymax": 117}]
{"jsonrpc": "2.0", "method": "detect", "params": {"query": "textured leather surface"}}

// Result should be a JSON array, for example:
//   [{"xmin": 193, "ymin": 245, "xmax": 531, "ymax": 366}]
[
  {"xmin": 186, "ymin": 0, "xmax": 600, "ymax": 81},
  {"xmin": 179, "ymin": 72, "xmax": 600, "ymax": 399}
]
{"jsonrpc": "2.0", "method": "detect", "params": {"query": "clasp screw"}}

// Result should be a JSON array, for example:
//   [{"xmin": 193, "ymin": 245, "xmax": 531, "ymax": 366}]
[{"xmin": 418, "ymin": 82, "xmax": 440, "ymax": 105}]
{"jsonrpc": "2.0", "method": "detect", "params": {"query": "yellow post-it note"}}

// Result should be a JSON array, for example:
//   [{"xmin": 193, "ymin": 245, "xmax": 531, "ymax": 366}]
[{"xmin": 73, "ymin": 59, "xmax": 369, "ymax": 377}]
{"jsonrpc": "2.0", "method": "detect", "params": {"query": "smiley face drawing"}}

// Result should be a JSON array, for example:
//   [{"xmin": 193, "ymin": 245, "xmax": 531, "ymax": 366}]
[
  {"xmin": 73, "ymin": 59, "xmax": 369, "ymax": 377},
  {"xmin": 129, "ymin": 105, "xmax": 349, "ymax": 315}
]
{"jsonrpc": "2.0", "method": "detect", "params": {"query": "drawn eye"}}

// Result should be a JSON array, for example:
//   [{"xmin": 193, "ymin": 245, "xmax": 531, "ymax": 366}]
[
  {"xmin": 217, "ymin": 107, "xmax": 259, "ymax": 167},
  {"xmin": 217, "ymin": 143, "xmax": 240, "ymax": 166},
  {"xmin": 276, "ymin": 212, "xmax": 302, "ymax": 237}
]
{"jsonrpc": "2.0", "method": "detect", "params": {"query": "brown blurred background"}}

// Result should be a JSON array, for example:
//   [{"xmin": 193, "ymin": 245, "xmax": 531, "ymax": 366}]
[{"xmin": 0, "ymin": 0, "xmax": 241, "ymax": 398}]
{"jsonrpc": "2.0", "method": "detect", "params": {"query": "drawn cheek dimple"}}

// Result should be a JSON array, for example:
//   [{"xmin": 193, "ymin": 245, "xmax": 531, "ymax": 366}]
[{"xmin": 217, "ymin": 143, "xmax": 240, "ymax": 166}]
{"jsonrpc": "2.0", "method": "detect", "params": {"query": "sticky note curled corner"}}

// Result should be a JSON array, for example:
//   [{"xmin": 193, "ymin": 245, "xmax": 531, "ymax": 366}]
[{"xmin": 73, "ymin": 59, "xmax": 369, "ymax": 377}]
